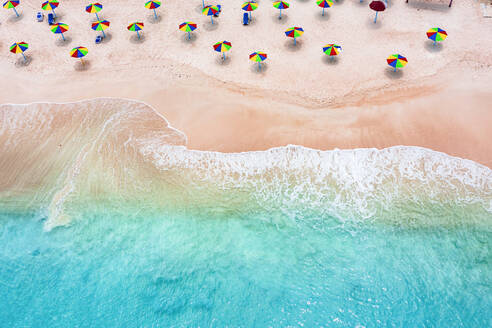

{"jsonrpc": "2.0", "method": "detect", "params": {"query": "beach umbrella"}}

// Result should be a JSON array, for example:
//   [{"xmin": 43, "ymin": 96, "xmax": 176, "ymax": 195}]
[
  {"xmin": 145, "ymin": 1, "xmax": 161, "ymax": 20},
  {"xmin": 70, "ymin": 46, "xmax": 88, "ymax": 64},
  {"xmin": 427, "ymin": 27, "xmax": 447, "ymax": 45},
  {"xmin": 323, "ymin": 43, "xmax": 341, "ymax": 57},
  {"xmin": 369, "ymin": 1, "xmax": 386, "ymax": 23},
  {"xmin": 249, "ymin": 51, "xmax": 267, "ymax": 70},
  {"xmin": 91, "ymin": 19, "xmax": 110, "ymax": 38},
  {"xmin": 316, "ymin": 0, "xmax": 333, "ymax": 16},
  {"xmin": 10, "ymin": 42, "xmax": 28, "ymax": 61},
  {"xmin": 273, "ymin": 1, "xmax": 289, "ymax": 19},
  {"xmin": 285, "ymin": 26, "xmax": 303, "ymax": 45},
  {"xmin": 179, "ymin": 22, "xmax": 197, "ymax": 40},
  {"xmin": 42, "ymin": 0, "xmax": 59, "ymax": 17},
  {"xmin": 3, "ymin": 0, "xmax": 20, "ymax": 17},
  {"xmin": 128, "ymin": 22, "xmax": 144, "ymax": 39},
  {"xmin": 213, "ymin": 40, "xmax": 231, "ymax": 60},
  {"xmin": 242, "ymin": 2, "xmax": 258, "ymax": 20},
  {"xmin": 51, "ymin": 22, "xmax": 69, "ymax": 41},
  {"xmin": 85, "ymin": 3, "xmax": 103, "ymax": 20},
  {"xmin": 387, "ymin": 54, "xmax": 407, "ymax": 72},
  {"xmin": 202, "ymin": 5, "xmax": 219, "ymax": 24}
]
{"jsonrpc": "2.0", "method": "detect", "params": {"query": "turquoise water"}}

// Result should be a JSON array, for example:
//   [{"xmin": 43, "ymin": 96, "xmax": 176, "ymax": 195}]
[{"xmin": 1, "ymin": 207, "xmax": 490, "ymax": 327}]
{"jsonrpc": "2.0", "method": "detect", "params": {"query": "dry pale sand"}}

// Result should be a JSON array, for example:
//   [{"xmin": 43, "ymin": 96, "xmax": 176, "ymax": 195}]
[{"xmin": 0, "ymin": 0, "xmax": 491, "ymax": 166}]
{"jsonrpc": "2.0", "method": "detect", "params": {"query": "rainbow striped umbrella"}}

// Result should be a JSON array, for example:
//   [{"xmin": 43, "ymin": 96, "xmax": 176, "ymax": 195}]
[
  {"xmin": 213, "ymin": 40, "xmax": 231, "ymax": 60},
  {"xmin": 249, "ymin": 51, "xmax": 267, "ymax": 70},
  {"xmin": 285, "ymin": 26, "xmax": 303, "ymax": 45},
  {"xmin": 128, "ymin": 22, "xmax": 144, "ymax": 39},
  {"xmin": 202, "ymin": 5, "xmax": 219, "ymax": 24},
  {"xmin": 179, "ymin": 22, "xmax": 197, "ymax": 40},
  {"xmin": 85, "ymin": 3, "xmax": 103, "ymax": 20},
  {"xmin": 427, "ymin": 27, "xmax": 447, "ymax": 45},
  {"xmin": 91, "ymin": 20, "xmax": 110, "ymax": 38},
  {"xmin": 41, "ymin": 0, "xmax": 59, "ymax": 17},
  {"xmin": 316, "ymin": 0, "xmax": 333, "ymax": 16},
  {"xmin": 145, "ymin": 1, "xmax": 161, "ymax": 20},
  {"xmin": 51, "ymin": 22, "xmax": 69, "ymax": 41},
  {"xmin": 387, "ymin": 54, "xmax": 407, "ymax": 72},
  {"xmin": 323, "ymin": 43, "xmax": 341, "ymax": 57},
  {"xmin": 273, "ymin": 1, "xmax": 289, "ymax": 19},
  {"xmin": 3, "ymin": 0, "xmax": 20, "ymax": 17},
  {"xmin": 242, "ymin": 2, "xmax": 258, "ymax": 20},
  {"xmin": 10, "ymin": 42, "xmax": 28, "ymax": 61},
  {"xmin": 70, "ymin": 46, "xmax": 88, "ymax": 64}
]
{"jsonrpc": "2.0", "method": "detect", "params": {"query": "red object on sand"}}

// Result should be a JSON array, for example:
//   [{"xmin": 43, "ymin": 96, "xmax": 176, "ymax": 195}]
[{"xmin": 369, "ymin": 0, "xmax": 386, "ymax": 11}]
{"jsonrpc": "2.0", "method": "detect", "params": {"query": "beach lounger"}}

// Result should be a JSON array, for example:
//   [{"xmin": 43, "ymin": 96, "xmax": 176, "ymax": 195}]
[
  {"xmin": 243, "ymin": 12, "xmax": 249, "ymax": 25},
  {"xmin": 48, "ymin": 13, "xmax": 55, "ymax": 25},
  {"xmin": 37, "ymin": 12, "xmax": 44, "ymax": 22},
  {"xmin": 95, "ymin": 35, "xmax": 103, "ymax": 44},
  {"xmin": 406, "ymin": 0, "xmax": 453, "ymax": 7}
]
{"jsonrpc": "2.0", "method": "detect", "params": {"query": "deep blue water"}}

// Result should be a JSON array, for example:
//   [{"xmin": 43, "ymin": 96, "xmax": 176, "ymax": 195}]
[{"xmin": 0, "ymin": 209, "xmax": 490, "ymax": 327}]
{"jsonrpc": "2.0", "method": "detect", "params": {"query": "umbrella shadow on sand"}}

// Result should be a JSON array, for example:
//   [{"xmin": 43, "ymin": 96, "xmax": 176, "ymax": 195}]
[
  {"xmin": 15, "ymin": 55, "xmax": 32, "ymax": 67},
  {"xmin": 284, "ymin": 39, "xmax": 303, "ymax": 52},
  {"xmin": 315, "ymin": 11, "xmax": 330, "ymax": 21},
  {"xmin": 366, "ymin": 17, "xmax": 383, "ymax": 30},
  {"xmin": 147, "ymin": 14, "xmax": 162, "ymax": 24},
  {"xmin": 100, "ymin": 32, "xmax": 113, "ymax": 44},
  {"xmin": 74, "ymin": 60, "xmax": 91, "ymax": 71},
  {"xmin": 322, "ymin": 56, "xmax": 340, "ymax": 65},
  {"xmin": 181, "ymin": 33, "xmax": 199, "ymax": 44},
  {"xmin": 424, "ymin": 40, "xmax": 444, "ymax": 53},
  {"xmin": 7, "ymin": 13, "xmax": 24, "ymax": 23},
  {"xmin": 215, "ymin": 55, "xmax": 232, "ymax": 66},
  {"xmin": 203, "ymin": 21, "xmax": 219, "ymax": 31},
  {"xmin": 130, "ymin": 34, "xmax": 146, "ymax": 44},
  {"xmin": 250, "ymin": 62, "xmax": 268, "ymax": 74},
  {"xmin": 384, "ymin": 67, "xmax": 404, "ymax": 79},
  {"xmin": 55, "ymin": 36, "xmax": 73, "ymax": 47},
  {"xmin": 271, "ymin": 13, "xmax": 289, "ymax": 24}
]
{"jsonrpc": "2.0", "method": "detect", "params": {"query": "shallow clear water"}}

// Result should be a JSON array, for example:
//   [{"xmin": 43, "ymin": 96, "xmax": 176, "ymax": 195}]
[{"xmin": 1, "ymin": 208, "xmax": 490, "ymax": 327}]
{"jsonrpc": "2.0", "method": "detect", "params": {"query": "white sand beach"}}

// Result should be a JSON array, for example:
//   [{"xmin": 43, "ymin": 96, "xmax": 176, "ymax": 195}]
[{"xmin": 1, "ymin": 0, "xmax": 491, "ymax": 166}]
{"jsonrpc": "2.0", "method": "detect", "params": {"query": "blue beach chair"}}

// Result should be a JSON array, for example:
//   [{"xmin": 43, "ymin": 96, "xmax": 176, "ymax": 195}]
[
  {"xmin": 48, "ymin": 13, "xmax": 55, "ymax": 25},
  {"xmin": 242, "ymin": 12, "xmax": 249, "ymax": 25},
  {"xmin": 37, "ymin": 12, "xmax": 44, "ymax": 22},
  {"xmin": 95, "ymin": 35, "xmax": 103, "ymax": 44}
]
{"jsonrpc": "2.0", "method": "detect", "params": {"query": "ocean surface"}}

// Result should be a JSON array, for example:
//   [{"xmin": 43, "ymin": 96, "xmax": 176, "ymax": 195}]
[{"xmin": 0, "ymin": 99, "xmax": 491, "ymax": 327}]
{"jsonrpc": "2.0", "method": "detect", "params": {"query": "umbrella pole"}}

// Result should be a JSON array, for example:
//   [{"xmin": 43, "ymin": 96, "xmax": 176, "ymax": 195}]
[
  {"xmin": 279, "ymin": 9, "xmax": 282, "ymax": 19},
  {"xmin": 52, "ymin": 9, "xmax": 56, "ymax": 18},
  {"xmin": 202, "ymin": 0, "xmax": 205, "ymax": 8},
  {"xmin": 188, "ymin": 31, "xmax": 191, "ymax": 40},
  {"xmin": 154, "ymin": 9, "xmax": 157, "ymax": 20},
  {"xmin": 294, "ymin": 37, "xmax": 296, "ymax": 45},
  {"xmin": 258, "ymin": 62, "xmax": 261, "ymax": 71},
  {"xmin": 211, "ymin": 16, "xmax": 213, "ymax": 24},
  {"xmin": 322, "ymin": 8, "xmax": 325, "ymax": 16},
  {"xmin": 434, "ymin": 40, "xmax": 436, "ymax": 46},
  {"xmin": 137, "ymin": 30, "xmax": 140, "ymax": 39},
  {"xmin": 102, "ymin": 30, "xmax": 106, "ymax": 38},
  {"xmin": 249, "ymin": 12, "xmax": 252, "ymax": 20},
  {"xmin": 222, "ymin": 52, "xmax": 225, "ymax": 60},
  {"xmin": 374, "ymin": 11, "xmax": 378, "ymax": 23},
  {"xmin": 22, "ymin": 53, "xmax": 26, "ymax": 61},
  {"xmin": 394, "ymin": 67, "xmax": 396, "ymax": 72},
  {"xmin": 81, "ymin": 58, "xmax": 84, "ymax": 66},
  {"xmin": 96, "ymin": 12, "xmax": 99, "ymax": 20},
  {"xmin": 13, "ymin": 7, "xmax": 19, "ymax": 17},
  {"xmin": 61, "ymin": 33, "xmax": 65, "ymax": 41}
]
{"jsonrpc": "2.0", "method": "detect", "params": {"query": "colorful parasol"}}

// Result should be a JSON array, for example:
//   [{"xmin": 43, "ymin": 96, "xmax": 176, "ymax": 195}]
[
  {"xmin": 273, "ymin": 1, "xmax": 289, "ymax": 19},
  {"xmin": 202, "ymin": 5, "xmax": 219, "ymax": 24},
  {"xmin": 70, "ymin": 46, "xmax": 88, "ymax": 64},
  {"xmin": 426, "ymin": 27, "xmax": 447, "ymax": 45},
  {"xmin": 285, "ymin": 26, "xmax": 304, "ymax": 45},
  {"xmin": 387, "ymin": 54, "xmax": 408, "ymax": 72},
  {"xmin": 145, "ymin": 1, "xmax": 161, "ymax": 20},
  {"xmin": 213, "ymin": 40, "xmax": 231, "ymax": 60},
  {"xmin": 91, "ymin": 20, "xmax": 110, "ymax": 38},
  {"xmin": 242, "ymin": 2, "xmax": 258, "ymax": 20},
  {"xmin": 179, "ymin": 22, "xmax": 197, "ymax": 40},
  {"xmin": 10, "ymin": 42, "xmax": 28, "ymax": 61},
  {"xmin": 85, "ymin": 3, "xmax": 103, "ymax": 20},
  {"xmin": 323, "ymin": 43, "xmax": 341, "ymax": 57},
  {"xmin": 41, "ymin": 0, "xmax": 59, "ymax": 17},
  {"xmin": 128, "ymin": 22, "xmax": 144, "ymax": 39},
  {"xmin": 316, "ymin": 0, "xmax": 333, "ymax": 16},
  {"xmin": 369, "ymin": 1, "xmax": 386, "ymax": 23},
  {"xmin": 3, "ymin": 0, "xmax": 20, "ymax": 17},
  {"xmin": 249, "ymin": 51, "xmax": 267, "ymax": 70},
  {"xmin": 51, "ymin": 22, "xmax": 69, "ymax": 41}
]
